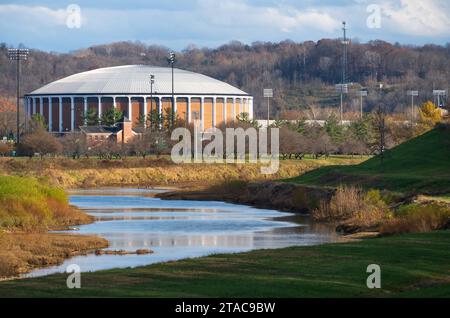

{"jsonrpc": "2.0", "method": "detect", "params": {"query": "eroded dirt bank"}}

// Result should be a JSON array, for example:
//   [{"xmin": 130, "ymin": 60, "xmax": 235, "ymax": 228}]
[{"xmin": 157, "ymin": 181, "xmax": 335, "ymax": 214}]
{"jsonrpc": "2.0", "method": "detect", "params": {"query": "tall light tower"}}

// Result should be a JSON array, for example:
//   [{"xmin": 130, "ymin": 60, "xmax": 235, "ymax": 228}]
[
  {"xmin": 168, "ymin": 52, "xmax": 176, "ymax": 126},
  {"xmin": 339, "ymin": 21, "xmax": 349, "ymax": 124},
  {"xmin": 8, "ymin": 48, "xmax": 29, "ymax": 144}
]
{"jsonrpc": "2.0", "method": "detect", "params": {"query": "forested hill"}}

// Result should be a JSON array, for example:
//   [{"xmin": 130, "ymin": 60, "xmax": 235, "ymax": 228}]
[{"xmin": 1, "ymin": 40, "xmax": 449, "ymax": 117}]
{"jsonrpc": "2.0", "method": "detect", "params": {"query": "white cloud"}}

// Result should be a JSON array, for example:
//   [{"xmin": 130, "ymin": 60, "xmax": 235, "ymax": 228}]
[
  {"xmin": 197, "ymin": 0, "xmax": 341, "ymax": 34},
  {"xmin": 0, "ymin": 0, "xmax": 449, "ymax": 52},
  {"xmin": 0, "ymin": 4, "xmax": 68, "ymax": 27},
  {"xmin": 381, "ymin": 0, "xmax": 450, "ymax": 36}
]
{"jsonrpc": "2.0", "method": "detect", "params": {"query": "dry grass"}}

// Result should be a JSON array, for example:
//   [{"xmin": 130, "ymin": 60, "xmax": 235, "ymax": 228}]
[
  {"xmin": 0, "ymin": 232, "xmax": 108, "ymax": 278},
  {"xmin": 380, "ymin": 203, "xmax": 450, "ymax": 235},
  {"xmin": 313, "ymin": 186, "xmax": 390, "ymax": 228},
  {"xmin": 0, "ymin": 156, "xmax": 365, "ymax": 189}
]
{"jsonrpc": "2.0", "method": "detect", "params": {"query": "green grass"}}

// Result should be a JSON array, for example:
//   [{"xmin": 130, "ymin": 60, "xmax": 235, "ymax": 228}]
[
  {"xmin": 1, "ymin": 231, "xmax": 449, "ymax": 298},
  {"xmin": 0, "ymin": 175, "xmax": 68, "ymax": 229},
  {"xmin": 286, "ymin": 125, "xmax": 450, "ymax": 194}
]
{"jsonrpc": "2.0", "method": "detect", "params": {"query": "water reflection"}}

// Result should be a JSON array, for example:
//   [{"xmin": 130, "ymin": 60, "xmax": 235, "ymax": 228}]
[{"xmin": 26, "ymin": 188, "xmax": 342, "ymax": 277}]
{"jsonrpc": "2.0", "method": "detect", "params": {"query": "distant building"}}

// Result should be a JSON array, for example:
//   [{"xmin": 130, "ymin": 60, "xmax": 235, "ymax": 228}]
[
  {"xmin": 79, "ymin": 117, "xmax": 135, "ymax": 144},
  {"xmin": 24, "ymin": 65, "xmax": 253, "ymax": 134}
]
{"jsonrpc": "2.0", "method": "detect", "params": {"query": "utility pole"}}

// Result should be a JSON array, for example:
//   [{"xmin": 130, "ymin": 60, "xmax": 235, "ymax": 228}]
[{"xmin": 8, "ymin": 48, "xmax": 29, "ymax": 144}]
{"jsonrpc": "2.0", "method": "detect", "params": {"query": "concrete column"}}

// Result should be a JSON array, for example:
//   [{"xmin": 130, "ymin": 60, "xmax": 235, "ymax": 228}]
[
  {"xmin": 70, "ymin": 96, "xmax": 75, "ymax": 131},
  {"xmin": 48, "ymin": 97, "xmax": 53, "ymax": 132},
  {"xmin": 200, "ymin": 96, "xmax": 205, "ymax": 131},
  {"xmin": 98, "ymin": 96, "xmax": 102, "ymax": 119},
  {"xmin": 59, "ymin": 97, "xmax": 63, "ymax": 133},
  {"xmin": 33, "ymin": 97, "xmax": 36, "ymax": 115},
  {"xmin": 212, "ymin": 97, "xmax": 217, "ymax": 128},
  {"xmin": 39, "ymin": 97, "xmax": 44, "ymax": 115},
  {"xmin": 187, "ymin": 96, "xmax": 191, "ymax": 124},
  {"xmin": 240, "ymin": 98, "xmax": 244, "ymax": 116},
  {"xmin": 127, "ymin": 96, "xmax": 132, "ymax": 120},
  {"xmin": 232, "ymin": 97, "xmax": 236, "ymax": 122},
  {"xmin": 83, "ymin": 97, "xmax": 88, "ymax": 125},
  {"xmin": 249, "ymin": 98, "xmax": 254, "ymax": 120},
  {"xmin": 143, "ymin": 96, "xmax": 148, "ymax": 128},
  {"xmin": 223, "ymin": 97, "xmax": 227, "ymax": 125},
  {"xmin": 174, "ymin": 96, "xmax": 178, "ymax": 114},
  {"xmin": 157, "ymin": 96, "xmax": 162, "ymax": 129},
  {"xmin": 113, "ymin": 96, "xmax": 117, "ymax": 109}
]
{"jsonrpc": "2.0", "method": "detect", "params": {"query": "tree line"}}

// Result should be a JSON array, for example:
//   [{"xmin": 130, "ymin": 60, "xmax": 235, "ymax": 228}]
[{"xmin": 1, "ymin": 39, "xmax": 449, "ymax": 119}]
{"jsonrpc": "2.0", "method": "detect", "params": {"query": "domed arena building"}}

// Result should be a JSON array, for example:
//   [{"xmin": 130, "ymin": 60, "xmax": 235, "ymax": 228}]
[{"xmin": 24, "ymin": 65, "xmax": 253, "ymax": 133}]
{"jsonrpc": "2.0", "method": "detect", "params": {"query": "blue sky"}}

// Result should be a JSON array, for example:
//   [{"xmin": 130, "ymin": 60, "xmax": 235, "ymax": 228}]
[{"xmin": 0, "ymin": 0, "xmax": 449, "ymax": 52}]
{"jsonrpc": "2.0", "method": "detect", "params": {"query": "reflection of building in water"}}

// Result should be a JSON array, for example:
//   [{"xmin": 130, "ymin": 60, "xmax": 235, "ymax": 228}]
[{"xmin": 107, "ymin": 234, "xmax": 255, "ymax": 249}]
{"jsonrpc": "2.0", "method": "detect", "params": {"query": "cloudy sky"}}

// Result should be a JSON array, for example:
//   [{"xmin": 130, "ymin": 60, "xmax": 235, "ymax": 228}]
[{"xmin": 0, "ymin": 0, "xmax": 449, "ymax": 52}]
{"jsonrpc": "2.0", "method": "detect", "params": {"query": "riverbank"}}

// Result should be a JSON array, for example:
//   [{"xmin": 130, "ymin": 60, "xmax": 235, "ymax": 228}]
[
  {"xmin": 157, "ymin": 181, "xmax": 334, "ymax": 214},
  {"xmin": 0, "ymin": 156, "xmax": 365, "ymax": 189},
  {"xmin": 1, "ymin": 230, "xmax": 449, "ymax": 297},
  {"xmin": 0, "ymin": 176, "xmax": 108, "ymax": 279},
  {"xmin": 0, "ymin": 233, "xmax": 108, "ymax": 279}
]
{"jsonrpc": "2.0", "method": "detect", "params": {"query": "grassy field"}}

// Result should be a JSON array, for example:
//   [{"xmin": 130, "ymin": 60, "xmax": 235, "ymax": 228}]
[
  {"xmin": 1, "ymin": 231, "xmax": 449, "ymax": 298},
  {"xmin": 0, "ymin": 155, "xmax": 366, "ymax": 188},
  {"xmin": 287, "ymin": 125, "xmax": 450, "ymax": 194}
]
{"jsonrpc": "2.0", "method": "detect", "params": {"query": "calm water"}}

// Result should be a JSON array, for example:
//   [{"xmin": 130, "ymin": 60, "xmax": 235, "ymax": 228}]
[{"xmin": 27, "ymin": 188, "xmax": 342, "ymax": 277}]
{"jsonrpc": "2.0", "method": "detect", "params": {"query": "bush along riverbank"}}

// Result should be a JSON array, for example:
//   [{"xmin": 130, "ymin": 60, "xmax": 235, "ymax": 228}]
[{"xmin": 0, "ymin": 176, "xmax": 108, "ymax": 279}]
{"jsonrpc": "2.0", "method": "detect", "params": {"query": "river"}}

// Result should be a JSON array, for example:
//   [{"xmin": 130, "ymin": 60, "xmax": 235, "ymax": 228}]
[{"xmin": 26, "ymin": 188, "xmax": 343, "ymax": 277}]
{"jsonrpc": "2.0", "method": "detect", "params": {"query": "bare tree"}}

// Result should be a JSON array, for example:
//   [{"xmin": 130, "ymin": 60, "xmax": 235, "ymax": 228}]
[{"xmin": 61, "ymin": 133, "xmax": 87, "ymax": 159}]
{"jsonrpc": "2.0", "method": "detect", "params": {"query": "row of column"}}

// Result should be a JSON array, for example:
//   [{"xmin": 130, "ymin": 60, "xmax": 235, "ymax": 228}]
[{"xmin": 24, "ymin": 95, "xmax": 254, "ymax": 133}]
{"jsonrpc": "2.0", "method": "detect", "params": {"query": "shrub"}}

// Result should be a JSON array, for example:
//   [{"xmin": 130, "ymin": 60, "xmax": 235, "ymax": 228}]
[
  {"xmin": 380, "ymin": 203, "xmax": 450, "ymax": 235},
  {"xmin": 313, "ymin": 186, "xmax": 390, "ymax": 227},
  {"xmin": 0, "ymin": 175, "xmax": 88, "ymax": 231}
]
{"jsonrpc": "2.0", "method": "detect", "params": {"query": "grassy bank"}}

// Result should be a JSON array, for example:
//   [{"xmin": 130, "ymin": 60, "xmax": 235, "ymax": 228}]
[
  {"xmin": 1, "ymin": 231, "xmax": 449, "ymax": 297},
  {"xmin": 286, "ymin": 126, "xmax": 450, "ymax": 194},
  {"xmin": 0, "ymin": 175, "xmax": 92, "ymax": 230},
  {"xmin": 0, "ymin": 156, "xmax": 366, "ymax": 189},
  {"xmin": 0, "ymin": 175, "xmax": 108, "ymax": 278}
]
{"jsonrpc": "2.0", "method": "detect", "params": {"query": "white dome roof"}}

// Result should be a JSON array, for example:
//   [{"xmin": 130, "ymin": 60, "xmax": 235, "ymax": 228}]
[{"xmin": 28, "ymin": 65, "xmax": 249, "ymax": 96}]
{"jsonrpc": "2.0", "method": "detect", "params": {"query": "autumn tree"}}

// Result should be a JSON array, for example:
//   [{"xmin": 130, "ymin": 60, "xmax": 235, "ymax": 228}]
[{"xmin": 418, "ymin": 101, "xmax": 442, "ymax": 131}]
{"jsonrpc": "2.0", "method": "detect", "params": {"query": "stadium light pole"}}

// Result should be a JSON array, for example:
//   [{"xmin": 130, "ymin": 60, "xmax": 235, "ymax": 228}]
[
  {"xmin": 337, "ymin": 21, "xmax": 349, "ymax": 125},
  {"xmin": 149, "ymin": 74, "xmax": 155, "ymax": 129},
  {"xmin": 433, "ymin": 90, "xmax": 447, "ymax": 109},
  {"xmin": 263, "ymin": 89, "xmax": 273, "ymax": 128},
  {"xmin": 358, "ymin": 90, "xmax": 368, "ymax": 119},
  {"xmin": 8, "ymin": 48, "xmax": 29, "ymax": 144},
  {"xmin": 407, "ymin": 90, "xmax": 419, "ymax": 122},
  {"xmin": 168, "ymin": 52, "xmax": 176, "ymax": 126}
]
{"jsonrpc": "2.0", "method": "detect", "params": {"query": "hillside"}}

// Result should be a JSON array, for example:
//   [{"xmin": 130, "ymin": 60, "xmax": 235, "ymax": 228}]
[
  {"xmin": 288, "ymin": 125, "xmax": 450, "ymax": 194},
  {"xmin": 1, "ymin": 40, "xmax": 450, "ymax": 117}
]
